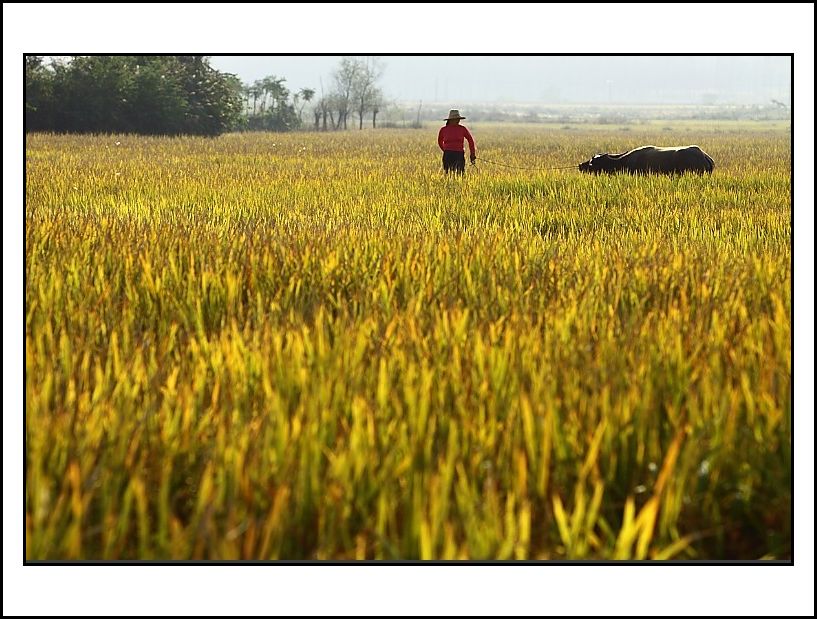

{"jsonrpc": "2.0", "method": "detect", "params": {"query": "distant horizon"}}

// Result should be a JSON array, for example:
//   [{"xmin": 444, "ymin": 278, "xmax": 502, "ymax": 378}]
[
  {"xmin": 385, "ymin": 100, "xmax": 788, "ymax": 108},
  {"xmin": 210, "ymin": 55, "xmax": 791, "ymax": 106}
]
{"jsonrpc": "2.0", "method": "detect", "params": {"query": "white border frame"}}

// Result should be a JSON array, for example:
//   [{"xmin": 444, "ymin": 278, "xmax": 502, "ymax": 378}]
[{"xmin": 4, "ymin": 4, "xmax": 813, "ymax": 616}]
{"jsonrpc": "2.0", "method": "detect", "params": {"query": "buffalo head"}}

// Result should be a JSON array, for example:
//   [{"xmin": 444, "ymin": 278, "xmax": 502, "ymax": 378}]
[{"xmin": 578, "ymin": 153, "xmax": 616, "ymax": 174}]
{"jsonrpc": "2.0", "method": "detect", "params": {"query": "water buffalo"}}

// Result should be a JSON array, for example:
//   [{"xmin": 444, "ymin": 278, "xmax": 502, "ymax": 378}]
[{"xmin": 578, "ymin": 145, "xmax": 714, "ymax": 175}]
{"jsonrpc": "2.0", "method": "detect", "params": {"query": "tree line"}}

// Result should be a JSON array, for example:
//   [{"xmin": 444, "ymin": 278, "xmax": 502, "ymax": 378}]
[
  {"xmin": 240, "ymin": 57, "xmax": 385, "ymax": 132},
  {"xmin": 25, "ymin": 55, "xmax": 243, "ymax": 136},
  {"xmin": 25, "ymin": 55, "xmax": 386, "ymax": 136}
]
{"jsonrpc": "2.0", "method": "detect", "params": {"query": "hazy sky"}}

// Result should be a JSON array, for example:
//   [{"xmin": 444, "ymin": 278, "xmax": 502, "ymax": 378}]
[{"xmin": 210, "ymin": 55, "xmax": 791, "ymax": 105}]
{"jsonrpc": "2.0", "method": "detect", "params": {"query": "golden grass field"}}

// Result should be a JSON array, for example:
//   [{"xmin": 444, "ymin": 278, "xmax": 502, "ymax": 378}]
[{"xmin": 25, "ymin": 123, "xmax": 791, "ymax": 560}]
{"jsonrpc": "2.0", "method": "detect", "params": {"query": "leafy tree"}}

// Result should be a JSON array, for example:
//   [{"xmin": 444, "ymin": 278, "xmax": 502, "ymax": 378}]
[
  {"xmin": 295, "ymin": 88, "xmax": 315, "ymax": 123},
  {"xmin": 174, "ymin": 55, "xmax": 242, "ymax": 136},
  {"xmin": 50, "ymin": 55, "xmax": 135, "ymax": 133},
  {"xmin": 25, "ymin": 56, "xmax": 53, "ymax": 131},
  {"xmin": 25, "ymin": 55, "xmax": 242, "ymax": 136},
  {"xmin": 241, "ymin": 74, "xmax": 301, "ymax": 132},
  {"xmin": 126, "ymin": 57, "xmax": 190, "ymax": 135}
]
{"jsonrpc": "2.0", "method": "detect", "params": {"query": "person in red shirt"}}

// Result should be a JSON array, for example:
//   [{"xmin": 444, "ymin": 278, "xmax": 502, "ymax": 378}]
[{"xmin": 438, "ymin": 109, "xmax": 476, "ymax": 174}]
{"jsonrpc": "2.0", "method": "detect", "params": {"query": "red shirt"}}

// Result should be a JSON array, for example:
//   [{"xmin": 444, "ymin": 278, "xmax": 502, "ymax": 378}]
[{"xmin": 438, "ymin": 124, "xmax": 476, "ymax": 155}]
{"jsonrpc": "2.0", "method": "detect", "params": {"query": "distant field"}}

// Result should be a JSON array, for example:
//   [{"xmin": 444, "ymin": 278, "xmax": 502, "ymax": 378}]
[
  {"xmin": 408, "ymin": 119, "xmax": 791, "ymax": 133},
  {"xmin": 25, "ymin": 124, "xmax": 791, "ymax": 560},
  {"xmin": 538, "ymin": 119, "xmax": 791, "ymax": 134}
]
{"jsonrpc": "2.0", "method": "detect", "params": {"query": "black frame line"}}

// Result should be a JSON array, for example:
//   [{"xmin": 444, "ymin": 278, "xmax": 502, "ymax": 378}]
[{"xmin": 23, "ymin": 52, "xmax": 795, "ymax": 566}]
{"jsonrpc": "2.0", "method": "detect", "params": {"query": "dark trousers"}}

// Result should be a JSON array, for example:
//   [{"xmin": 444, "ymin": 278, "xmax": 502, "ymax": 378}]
[{"xmin": 442, "ymin": 150, "xmax": 466, "ymax": 174}]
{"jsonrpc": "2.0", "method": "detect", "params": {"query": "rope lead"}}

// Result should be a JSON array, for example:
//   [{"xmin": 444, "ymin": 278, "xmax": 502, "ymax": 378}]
[{"xmin": 474, "ymin": 157, "xmax": 578, "ymax": 171}]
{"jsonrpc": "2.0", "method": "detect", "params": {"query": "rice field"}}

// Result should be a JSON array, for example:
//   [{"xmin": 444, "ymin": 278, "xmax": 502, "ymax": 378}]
[{"xmin": 24, "ymin": 123, "xmax": 791, "ymax": 560}]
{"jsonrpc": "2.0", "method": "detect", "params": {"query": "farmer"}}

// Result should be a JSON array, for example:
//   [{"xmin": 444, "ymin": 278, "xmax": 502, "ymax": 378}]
[{"xmin": 438, "ymin": 110, "xmax": 476, "ymax": 174}]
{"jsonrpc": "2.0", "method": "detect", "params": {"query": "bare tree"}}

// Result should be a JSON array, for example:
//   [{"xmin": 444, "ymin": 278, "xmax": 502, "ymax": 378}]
[
  {"xmin": 352, "ymin": 57, "xmax": 385, "ymax": 130},
  {"xmin": 321, "ymin": 58, "xmax": 388, "ymax": 131},
  {"xmin": 332, "ymin": 57, "xmax": 360, "ymax": 130},
  {"xmin": 328, "ymin": 93, "xmax": 343, "ymax": 130},
  {"xmin": 316, "ymin": 78, "xmax": 328, "ymax": 131},
  {"xmin": 314, "ymin": 96, "xmax": 331, "ymax": 131},
  {"xmin": 371, "ymin": 89, "xmax": 384, "ymax": 128}
]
